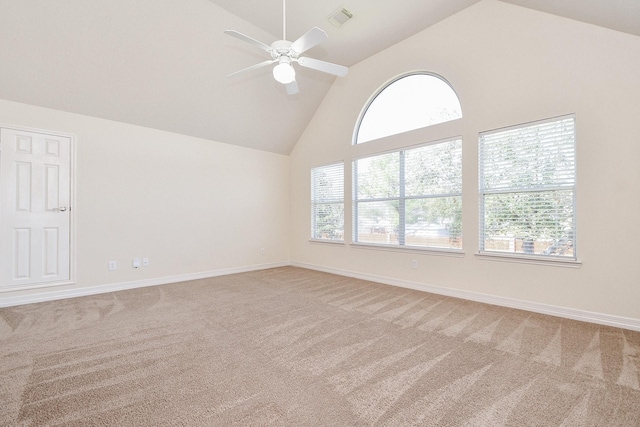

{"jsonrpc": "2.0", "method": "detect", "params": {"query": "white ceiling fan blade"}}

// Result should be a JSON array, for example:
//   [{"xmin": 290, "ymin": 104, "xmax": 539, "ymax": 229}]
[
  {"xmin": 297, "ymin": 56, "xmax": 348, "ymax": 77},
  {"xmin": 285, "ymin": 80, "xmax": 299, "ymax": 95},
  {"xmin": 224, "ymin": 30, "xmax": 272, "ymax": 52},
  {"xmin": 227, "ymin": 60, "xmax": 276, "ymax": 78},
  {"xmin": 290, "ymin": 27, "xmax": 328, "ymax": 54}
]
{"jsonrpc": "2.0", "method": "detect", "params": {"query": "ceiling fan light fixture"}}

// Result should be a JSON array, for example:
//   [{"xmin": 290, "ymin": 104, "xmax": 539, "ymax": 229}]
[{"xmin": 273, "ymin": 60, "xmax": 296, "ymax": 84}]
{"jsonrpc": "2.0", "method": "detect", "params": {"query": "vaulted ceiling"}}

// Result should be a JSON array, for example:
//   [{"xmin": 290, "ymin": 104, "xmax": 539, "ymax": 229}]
[{"xmin": 0, "ymin": 0, "xmax": 638, "ymax": 154}]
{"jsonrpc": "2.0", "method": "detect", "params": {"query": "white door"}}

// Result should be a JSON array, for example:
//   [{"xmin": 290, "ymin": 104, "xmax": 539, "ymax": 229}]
[{"xmin": 0, "ymin": 127, "xmax": 72, "ymax": 290}]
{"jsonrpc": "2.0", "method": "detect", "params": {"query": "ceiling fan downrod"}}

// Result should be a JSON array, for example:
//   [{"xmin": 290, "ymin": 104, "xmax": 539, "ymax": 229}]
[{"xmin": 282, "ymin": 0, "xmax": 286, "ymax": 41}]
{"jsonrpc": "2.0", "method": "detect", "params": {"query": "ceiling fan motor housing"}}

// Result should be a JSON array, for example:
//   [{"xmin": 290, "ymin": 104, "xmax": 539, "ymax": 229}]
[{"xmin": 270, "ymin": 40, "xmax": 296, "ymax": 60}]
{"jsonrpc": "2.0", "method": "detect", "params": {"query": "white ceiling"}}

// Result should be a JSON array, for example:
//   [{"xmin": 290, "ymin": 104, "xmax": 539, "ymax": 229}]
[{"xmin": 0, "ymin": 0, "xmax": 638, "ymax": 154}]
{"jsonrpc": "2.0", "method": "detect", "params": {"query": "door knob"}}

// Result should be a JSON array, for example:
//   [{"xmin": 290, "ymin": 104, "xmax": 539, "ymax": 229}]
[{"xmin": 58, "ymin": 207, "xmax": 67, "ymax": 212}]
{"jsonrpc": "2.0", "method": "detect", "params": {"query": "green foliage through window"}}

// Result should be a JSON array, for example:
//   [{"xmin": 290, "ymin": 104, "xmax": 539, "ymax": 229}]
[{"xmin": 353, "ymin": 139, "xmax": 463, "ymax": 249}]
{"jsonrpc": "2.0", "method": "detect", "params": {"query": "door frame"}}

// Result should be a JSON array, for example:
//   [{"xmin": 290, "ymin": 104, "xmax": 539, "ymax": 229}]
[{"xmin": 0, "ymin": 123, "xmax": 76, "ymax": 292}]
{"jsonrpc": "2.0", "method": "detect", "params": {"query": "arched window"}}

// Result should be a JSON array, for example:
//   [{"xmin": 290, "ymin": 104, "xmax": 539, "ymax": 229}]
[
  {"xmin": 354, "ymin": 73, "xmax": 462, "ymax": 144},
  {"xmin": 352, "ymin": 72, "xmax": 463, "ymax": 251}
]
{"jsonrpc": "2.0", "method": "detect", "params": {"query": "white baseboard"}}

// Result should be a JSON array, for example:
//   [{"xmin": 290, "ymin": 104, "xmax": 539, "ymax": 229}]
[
  {"xmin": 0, "ymin": 261, "xmax": 289, "ymax": 308},
  {"xmin": 291, "ymin": 261, "xmax": 640, "ymax": 332},
  {"xmin": 4, "ymin": 260, "xmax": 639, "ymax": 332}
]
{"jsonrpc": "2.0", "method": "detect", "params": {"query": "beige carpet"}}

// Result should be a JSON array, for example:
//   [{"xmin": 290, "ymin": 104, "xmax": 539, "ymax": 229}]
[{"xmin": 1, "ymin": 267, "xmax": 639, "ymax": 426}]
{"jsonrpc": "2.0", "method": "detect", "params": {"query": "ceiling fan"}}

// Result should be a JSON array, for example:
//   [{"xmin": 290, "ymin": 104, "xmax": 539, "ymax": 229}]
[{"xmin": 224, "ymin": 0, "xmax": 348, "ymax": 95}]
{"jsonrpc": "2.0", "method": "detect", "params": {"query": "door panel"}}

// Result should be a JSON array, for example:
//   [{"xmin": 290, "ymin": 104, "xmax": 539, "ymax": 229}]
[
  {"xmin": 43, "ymin": 227, "xmax": 59, "ymax": 276},
  {"xmin": 0, "ymin": 127, "xmax": 71, "ymax": 290},
  {"xmin": 14, "ymin": 228, "xmax": 31, "ymax": 279},
  {"xmin": 16, "ymin": 162, "xmax": 32, "ymax": 212},
  {"xmin": 45, "ymin": 164, "xmax": 60, "ymax": 211}
]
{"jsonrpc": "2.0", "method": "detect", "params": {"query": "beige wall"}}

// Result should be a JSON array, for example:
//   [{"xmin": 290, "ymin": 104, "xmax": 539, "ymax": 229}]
[
  {"xmin": 290, "ymin": 0, "xmax": 640, "ymax": 321},
  {"xmin": 0, "ymin": 98, "xmax": 290, "ymax": 302},
  {"xmin": 2, "ymin": 0, "xmax": 639, "ymax": 324}
]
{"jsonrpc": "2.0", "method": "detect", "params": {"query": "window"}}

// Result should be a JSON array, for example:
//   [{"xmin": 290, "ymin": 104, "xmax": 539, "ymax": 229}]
[
  {"xmin": 353, "ymin": 139, "xmax": 462, "ymax": 249},
  {"xmin": 351, "ymin": 72, "xmax": 464, "ymax": 251},
  {"xmin": 479, "ymin": 115, "xmax": 576, "ymax": 259},
  {"xmin": 311, "ymin": 163, "xmax": 344, "ymax": 241},
  {"xmin": 355, "ymin": 73, "xmax": 462, "ymax": 144}
]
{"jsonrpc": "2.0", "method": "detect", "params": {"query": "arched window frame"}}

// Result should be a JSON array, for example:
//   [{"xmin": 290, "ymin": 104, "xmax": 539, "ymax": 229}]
[{"xmin": 350, "ymin": 71, "xmax": 465, "ymax": 253}]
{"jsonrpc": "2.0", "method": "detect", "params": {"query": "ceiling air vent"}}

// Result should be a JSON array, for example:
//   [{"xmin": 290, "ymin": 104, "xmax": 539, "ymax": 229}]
[{"xmin": 327, "ymin": 7, "xmax": 353, "ymax": 28}]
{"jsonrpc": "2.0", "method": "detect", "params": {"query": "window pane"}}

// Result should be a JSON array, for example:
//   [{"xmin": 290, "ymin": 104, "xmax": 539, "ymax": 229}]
[
  {"xmin": 405, "ymin": 140, "xmax": 462, "ymax": 196},
  {"xmin": 405, "ymin": 197, "xmax": 462, "ymax": 248},
  {"xmin": 311, "ymin": 163, "xmax": 344, "ymax": 241},
  {"xmin": 312, "ymin": 203, "xmax": 345, "ymax": 240},
  {"xmin": 354, "ymin": 201, "xmax": 399, "ymax": 245},
  {"xmin": 356, "ymin": 74, "xmax": 462, "ymax": 144},
  {"xmin": 482, "ymin": 191, "xmax": 574, "ymax": 256},
  {"xmin": 312, "ymin": 163, "xmax": 343, "ymax": 202},
  {"xmin": 480, "ymin": 117, "xmax": 575, "ymax": 192},
  {"xmin": 355, "ymin": 152, "xmax": 399, "ymax": 199}
]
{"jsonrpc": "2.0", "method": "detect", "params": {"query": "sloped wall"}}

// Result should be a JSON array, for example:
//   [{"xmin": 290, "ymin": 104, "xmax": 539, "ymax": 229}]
[{"xmin": 290, "ymin": 0, "xmax": 640, "ymax": 322}]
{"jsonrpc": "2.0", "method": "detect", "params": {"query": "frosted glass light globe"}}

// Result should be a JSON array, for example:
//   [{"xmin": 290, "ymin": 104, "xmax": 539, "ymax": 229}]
[{"xmin": 273, "ymin": 62, "xmax": 295, "ymax": 84}]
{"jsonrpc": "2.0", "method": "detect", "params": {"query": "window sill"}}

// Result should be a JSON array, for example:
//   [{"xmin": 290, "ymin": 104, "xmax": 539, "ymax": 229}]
[
  {"xmin": 309, "ymin": 239, "xmax": 345, "ymax": 246},
  {"xmin": 475, "ymin": 252, "xmax": 581, "ymax": 268},
  {"xmin": 351, "ymin": 242, "xmax": 464, "ymax": 257}
]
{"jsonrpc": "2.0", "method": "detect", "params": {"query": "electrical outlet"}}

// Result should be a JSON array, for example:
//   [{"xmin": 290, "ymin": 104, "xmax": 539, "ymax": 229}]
[
  {"xmin": 411, "ymin": 259, "xmax": 418, "ymax": 269},
  {"xmin": 133, "ymin": 258, "xmax": 141, "ymax": 269},
  {"xmin": 142, "ymin": 257, "xmax": 149, "ymax": 266},
  {"xmin": 260, "ymin": 248, "xmax": 265, "ymax": 255},
  {"xmin": 108, "ymin": 260, "xmax": 117, "ymax": 271}
]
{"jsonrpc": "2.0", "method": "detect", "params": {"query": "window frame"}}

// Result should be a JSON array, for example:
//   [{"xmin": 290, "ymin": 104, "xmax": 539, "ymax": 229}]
[
  {"xmin": 477, "ymin": 114, "xmax": 578, "ymax": 265},
  {"xmin": 352, "ymin": 137, "xmax": 463, "ymax": 252}
]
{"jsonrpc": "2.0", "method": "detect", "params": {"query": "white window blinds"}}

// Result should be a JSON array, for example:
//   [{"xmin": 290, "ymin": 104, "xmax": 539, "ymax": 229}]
[
  {"xmin": 479, "ymin": 115, "xmax": 576, "ymax": 258},
  {"xmin": 311, "ymin": 163, "xmax": 344, "ymax": 241}
]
